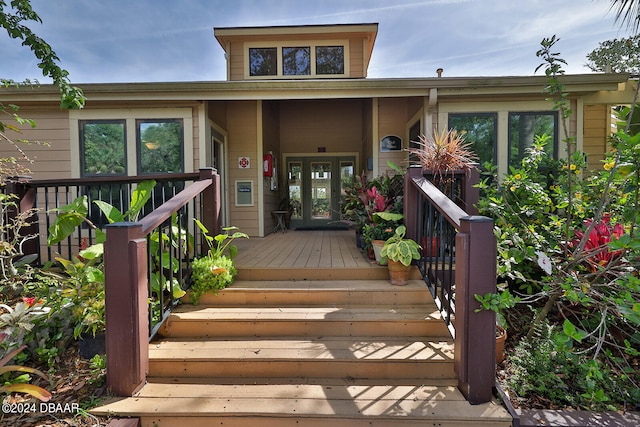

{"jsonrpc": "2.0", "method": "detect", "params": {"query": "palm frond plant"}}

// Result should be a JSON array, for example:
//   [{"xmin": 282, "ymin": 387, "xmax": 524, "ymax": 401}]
[{"xmin": 406, "ymin": 128, "xmax": 478, "ymax": 180}]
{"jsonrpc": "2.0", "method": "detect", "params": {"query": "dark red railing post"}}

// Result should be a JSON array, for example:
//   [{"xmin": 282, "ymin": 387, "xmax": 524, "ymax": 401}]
[
  {"xmin": 464, "ymin": 168, "xmax": 480, "ymax": 216},
  {"xmin": 454, "ymin": 215, "xmax": 496, "ymax": 404},
  {"xmin": 199, "ymin": 167, "xmax": 221, "ymax": 236},
  {"xmin": 104, "ymin": 222, "xmax": 148, "ymax": 396}
]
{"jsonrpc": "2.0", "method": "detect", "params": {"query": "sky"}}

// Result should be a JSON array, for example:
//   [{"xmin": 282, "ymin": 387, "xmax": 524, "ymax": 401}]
[{"xmin": 0, "ymin": 0, "xmax": 633, "ymax": 84}]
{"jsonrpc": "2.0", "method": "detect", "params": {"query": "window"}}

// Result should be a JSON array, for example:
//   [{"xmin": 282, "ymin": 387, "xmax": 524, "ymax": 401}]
[
  {"xmin": 283, "ymin": 47, "xmax": 310, "ymax": 75},
  {"xmin": 316, "ymin": 46, "xmax": 344, "ymax": 74},
  {"xmin": 508, "ymin": 112, "xmax": 557, "ymax": 167},
  {"xmin": 246, "ymin": 41, "xmax": 347, "ymax": 78},
  {"xmin": 448, "ymin": 113, "xmax": 497, "ymax": 166},
  {"xmin": 80, "ymin": 120, "xmax": 126, "ymax": 176},
  {"xmin": 249, "ymin": 47, "xmax": 277, "ymax": 76},
  {"xmin": 137, "ymin": 119, "xmax": 184, "ymax": 174}
]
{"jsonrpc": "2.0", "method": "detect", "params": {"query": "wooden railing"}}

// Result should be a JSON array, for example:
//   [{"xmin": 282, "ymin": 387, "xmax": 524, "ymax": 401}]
[
  {"xmin": 103, "ymin": 168, "xmax": 220, "ymax": 395},
  {"xmin": 404, "ymin": 166, "xmax": 496, "ymax": 404},
  {"xmin": 3, "ymin": 172, "xmax": 203, "ymax": 264}
]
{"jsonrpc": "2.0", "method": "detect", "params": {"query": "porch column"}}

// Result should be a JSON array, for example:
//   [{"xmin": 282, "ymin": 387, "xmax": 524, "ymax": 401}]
[{"xmin": 454, "ymin": 215, "xmax": 496, "ymax": 404}]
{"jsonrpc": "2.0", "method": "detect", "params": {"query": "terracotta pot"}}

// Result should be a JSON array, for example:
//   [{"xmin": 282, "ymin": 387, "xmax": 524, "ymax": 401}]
[
  {"xmin": 421, "ymin": 236, "xmax": 440, "ymax": 257},
  {"xmin": 496, "ymin": 325, "xmax": 507, "ymax": 364},
  {"xmin": 387, "ymin": 259, "xmax": 410, "ymax": 286}
]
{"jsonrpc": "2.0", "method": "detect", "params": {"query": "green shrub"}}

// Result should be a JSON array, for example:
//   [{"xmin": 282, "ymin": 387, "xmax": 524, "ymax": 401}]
[{"xmin": 189, "ymin": 255, "xmax": 236, "ymax": 304}]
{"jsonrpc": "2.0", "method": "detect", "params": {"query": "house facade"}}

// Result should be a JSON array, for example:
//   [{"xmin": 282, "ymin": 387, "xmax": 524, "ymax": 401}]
[{"xmin": 1, "ymin": 23, "xmax": 636, "ymax": 237}]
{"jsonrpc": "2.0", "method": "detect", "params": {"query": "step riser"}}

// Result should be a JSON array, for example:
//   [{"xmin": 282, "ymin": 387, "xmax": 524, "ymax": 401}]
[
  {"xmin": 236, "ymin": 267, "xmax": 423, "ymax": 281},
  {"xmin": 149, "ymin": 360, "xmax": 455, "ymax": 380},
  {"xmin": 160, "ymin": 320, "xmax": 449, "ymax": 338},
  {"xmin": 140, "ymin": 417, "xmax": 508, "ymax": 427},
  {"xmin": 192, "ymin": 290, "xmax": 433, "ymax": 307}
]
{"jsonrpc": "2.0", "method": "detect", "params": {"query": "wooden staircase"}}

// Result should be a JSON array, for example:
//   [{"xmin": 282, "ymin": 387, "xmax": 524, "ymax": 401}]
[{"xmin": 91, "ymin": 268, "xmax": 511, "ymax": 426}]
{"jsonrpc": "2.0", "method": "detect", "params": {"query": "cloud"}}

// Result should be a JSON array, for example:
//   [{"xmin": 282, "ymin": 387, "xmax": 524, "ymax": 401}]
[{"xmin": 0, "ymin": 0, "xmax": 631, "ymax": 83}]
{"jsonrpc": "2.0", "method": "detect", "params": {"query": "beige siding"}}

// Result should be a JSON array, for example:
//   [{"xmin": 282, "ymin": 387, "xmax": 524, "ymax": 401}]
[
  {"xmin": 362, "ymin": 99, "xmax": 373, "ymax": 176},
  {"xmin": 229, "ymin": 41, "xmax": 245, "ymax": 81},
  {"xmin": 0, "ymin": 107, "xmax": 72, "ymax": 179},
  {"xmin": 350, "ymin": 39, "xmax": 364, "ymax": 78},
  {"xmin": 227, "ymin": 101, "xmax": 260, "ymax": 236},
  {"xmin": 583, "ymin": 104, "xmax": 609, "ymax": 171},
  {"xmin": 280, "ymin": 100, "xmax": 363, "ymax": 154},
  {"xmin": 262, "ymin": 101, "xmax": 281, "ymax": 233},
  {"xmin": 378, "ymin": 98, "xmax": 409, "ymax": 173}
]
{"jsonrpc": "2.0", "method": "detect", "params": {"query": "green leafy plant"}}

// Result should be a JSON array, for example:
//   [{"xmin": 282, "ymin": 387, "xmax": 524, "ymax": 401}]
[
  {"xmin": 0, "ymin": 297, "xmax": 46, "ymax": 359},
  {"xmin": 476, "ymin": 36, "xmax": 640, "ymax": 411},
  {"xmin": 380, "ymin": 225, "xmax": 421, "ymax": 266},
  {"xmin": 0, "ymin": 340, "xmax": 51, "ymax": 402},
  {"xmin": 190, "ymin": 221, "xmax": 248, "ymax": 304}
]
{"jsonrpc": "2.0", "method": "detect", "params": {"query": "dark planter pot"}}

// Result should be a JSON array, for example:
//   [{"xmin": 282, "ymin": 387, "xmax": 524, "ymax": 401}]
[{"xmin": 79, "ymin": 332, "xmax": 106, "ymax": 359}]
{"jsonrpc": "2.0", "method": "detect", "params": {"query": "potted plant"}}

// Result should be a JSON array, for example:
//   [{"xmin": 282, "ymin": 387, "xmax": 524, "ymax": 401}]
[
  {"xmin": 363, "ymin": 212, "xmax": 403, "ymax": 265},
  {"xmin": 190, "ymin": 221, "xmax": 248, "ymax": 304},
  {"xmin": 380, "ymin": 225, "xmax": 421, "ymax": 286},
  {"xmin": 474, "ymin": 289, "xmax": 518, "ymax": 363},
  {"xmin": 406, "ymin": 128, "xmax": 478, "ymax": 180}
]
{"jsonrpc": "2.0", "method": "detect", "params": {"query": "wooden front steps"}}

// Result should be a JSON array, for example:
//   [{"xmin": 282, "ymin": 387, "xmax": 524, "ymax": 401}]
[{"xmin": 92, "ymin": 272, "xmax": 511, "ymax": 426}]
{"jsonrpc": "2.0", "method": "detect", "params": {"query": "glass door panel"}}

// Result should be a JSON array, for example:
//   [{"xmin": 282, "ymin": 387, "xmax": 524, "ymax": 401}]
[
  {"xmin": 288, "ymin": 161, "xmax": 302, "ymax": 220},
  {"xmin": 310, "ymin": 161, "xmax": 332, "ymax": 220}
]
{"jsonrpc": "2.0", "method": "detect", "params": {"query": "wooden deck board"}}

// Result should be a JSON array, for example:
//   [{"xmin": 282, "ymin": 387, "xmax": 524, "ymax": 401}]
[{"xmin": 234, "ymin": 230, "xmax": 373, "ymax": 270}]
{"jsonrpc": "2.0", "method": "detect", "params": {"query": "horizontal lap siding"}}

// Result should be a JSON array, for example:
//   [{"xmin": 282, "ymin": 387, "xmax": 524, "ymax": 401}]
[
  {"xmin": 227, "ymin": 101, "xmax": 259, "ymax": 236},
  {"xmin": 0, "ymin": 108, "xmax": 71, "ymax": 179},
  {"xmin": 583, "ymin": 104, "xmax": 609, "ymax": 171}
]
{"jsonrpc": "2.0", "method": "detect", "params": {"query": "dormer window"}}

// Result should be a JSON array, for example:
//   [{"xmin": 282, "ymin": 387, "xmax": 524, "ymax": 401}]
[{"xmin": 246, "ymin": 41, "xmax": 348, "ymax": 79}]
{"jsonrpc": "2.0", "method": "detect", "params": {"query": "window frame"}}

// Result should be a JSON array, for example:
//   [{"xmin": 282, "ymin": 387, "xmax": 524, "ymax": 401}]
[
  {"xmin": 79, "ymin": 119, "xmax": 127, "ymax": 177},
  {"xmin": 244, "ymin": 39, "xmax": 349, "ymax": 79},
  {"xmin": 507, "ymin": 111, "xmax": 559, "ymax": 168},
  {"xmin": 70, "ymin": 108, "xmax": 193, "ymax": 179},
  {"xmin": 448, "ymin": 112, "xmax": 498, "ymax": 166},
  {"xmin": 136, "ymin": 118, "xmax": 185, "ymax": 175}
]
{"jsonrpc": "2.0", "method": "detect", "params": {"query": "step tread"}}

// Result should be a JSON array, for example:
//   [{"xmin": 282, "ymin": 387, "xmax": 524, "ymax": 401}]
[
  {"xmin": 91, "ymin": 382, "xmax": 511, "ymax": 422},
  {"xmin": 150, "ymin": 337, "xmax": 454, "ymax": 361}
]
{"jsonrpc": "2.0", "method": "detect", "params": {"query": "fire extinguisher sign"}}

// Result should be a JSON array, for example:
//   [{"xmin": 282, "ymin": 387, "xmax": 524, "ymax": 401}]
[{"xmin": 238, "ymin": 156, "xmax": 250, "ymax": 169}]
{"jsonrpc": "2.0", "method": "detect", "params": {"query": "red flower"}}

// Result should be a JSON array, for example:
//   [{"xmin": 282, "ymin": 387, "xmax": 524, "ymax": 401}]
[
  {"xmin": 22, "ymin": 296, "xmax": 37, "ymax": 307},
  {"xmin": 571, "ymin": 214, "xmax": 624, "ymax": 268}
]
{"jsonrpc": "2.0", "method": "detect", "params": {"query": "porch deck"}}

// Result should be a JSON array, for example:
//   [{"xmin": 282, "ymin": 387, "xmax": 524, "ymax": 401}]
[{"xmin": 233, "ymin": 229, "xmax": 375, "ymax": 270}]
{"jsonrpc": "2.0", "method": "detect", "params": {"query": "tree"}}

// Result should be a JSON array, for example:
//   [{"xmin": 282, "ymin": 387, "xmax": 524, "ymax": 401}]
[
  {"xmin": 585, "ymin": 34, "xmax": 640, "ymax": 73},
  {"xmin": 609, "ymin": 0, "xmax": 640, "ymax": 33},
  {"xmin": 1, "ymin": 0, "xmax": 85, "ymax": 182}
]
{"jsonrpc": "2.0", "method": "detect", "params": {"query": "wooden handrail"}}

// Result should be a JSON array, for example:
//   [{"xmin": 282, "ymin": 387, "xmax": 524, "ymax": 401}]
[
  {"xmin": 404, "ymin": 165, "xmax": 496, "ymax": 404},
  {"xmin": 104, "ymin": 168, "xmax": 220, "ymax": 396}
]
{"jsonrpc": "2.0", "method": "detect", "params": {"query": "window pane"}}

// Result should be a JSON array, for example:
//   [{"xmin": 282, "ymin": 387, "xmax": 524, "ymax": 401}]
[
  {"xmin": 508, "ymin": 113, "xmax": 557, "ymax": 166},
  {"xmin": 448, "ymin": 113, "xmax": 496, "ymax": 166},
  {"xmin": 283, "ymin": 46, "xmax": 310, "ymax": 75},
  {"xmin": 138, "ymin": 120, "xmax": 183, "ymax": 174},
  {"xmin": 316, "ymin": 46, "xmax": 344, "ymax": 74},
  {"xmin": 288, "ymin": 162, "xmax": 302, "ymax": 219},
  {"xmin": 249, "ymin": 48, "xmax": 277, "ymax": 76},
  {"xmin": 80, "ymin": 120, "xmax": 126, "ymax": 176}
]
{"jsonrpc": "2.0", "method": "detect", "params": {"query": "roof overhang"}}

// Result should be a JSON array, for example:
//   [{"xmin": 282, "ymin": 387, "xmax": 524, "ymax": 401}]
[{"xmin": 0, "ymin": 74, "xmax": 631, "ymax": 103}]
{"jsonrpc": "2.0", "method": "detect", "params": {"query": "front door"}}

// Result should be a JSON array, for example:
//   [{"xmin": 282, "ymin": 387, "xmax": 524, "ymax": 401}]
[{"xmin": 287, "ymin": 156, "xmax": 355, "ymax": 229}]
